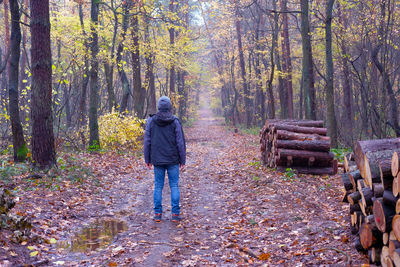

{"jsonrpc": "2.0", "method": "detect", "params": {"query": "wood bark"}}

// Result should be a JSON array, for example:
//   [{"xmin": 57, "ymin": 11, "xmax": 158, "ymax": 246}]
[
  {"xmin": 349, "ymin": 170, "xmax": 362, "ymax": 189},
  {"xmin": 265, "ymin": 119, "xmax": 324, "ymax": 128},
  {"xmin": 169, "ymin": 0, "xmax": 176, "ymax": 95},
  {"xmin": 348, "ymin": 191, "xmax": 361, "ymax": 205},
  {"xmin": 77, "ymin": 4, "xmax": 89, "ymax": 127},
  {"xmin": 30, "ymin": 0, "xmax": 56, "ymax": 167},
  {"xmin": 131, "ymin": 10, "xmax": 145, "ymax": 118},
  {"xmin": 277, "ymin": 163, "xmax": 337, "ymax": 175},
  {"xmin": 254, "ymin": 8, "xmax": 265, "ymax": 125},
  {"xmin": 325, "ymin": 0, "xmax": 338, "ymax": 148},
  {"xmin": 117, "ymin": 2, "xmax": 131, "ymax": 113},
  {"xmin": 300, "ymin": 0, "xmax": 316, "ymax": 120},
  {"xmin": 234, "ymin": 0, "xmax": 252, "ymax": 126},
  {"xmin": 275, "ymin": 140, "xmax": 330, "ymax": 152},
  {"xmin": 338, "ymin": 5, "xmax": 354, "ymax": 146},
  {"xmin": 370, "ymin": 247, "xmax": 382, "ymax": 264},
  {"xmin": 354, "ymin": 138, "xmax": 400, "ymax": 178},
  {"xmin": 277, "ymin": 149, "xmax": 334, "ymax": 164},
  {"xmin": 88, "ymin": 0, "xmax": 100, "ymax": 147},
  {"xmin": 279, "ymin": 0, "xmax": 293, "ymax": 118},
  {"xmin": 276, "ymin": 130, "xmax": 330, "ymax": 141},
  {"xmin": 144, "ymin": 15, "xmax": 156, "ymax": 115},
  {"xmin": 8, "ymin": 0, "xmax": 27, "ymax": 161},
  {"xmin": 383, "ymin": 190, "xmax": 399, "ymax": 207},
  {"xmin": 271, "ymin": 124, "xmax": 327, "ymax": 135}
]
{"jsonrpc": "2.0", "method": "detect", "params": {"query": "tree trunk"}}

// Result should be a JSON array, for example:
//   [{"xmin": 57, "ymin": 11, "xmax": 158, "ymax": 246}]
[
  {"xmin": 104, "ymin": 0, "xmax": 118, "ymax": 113},
  {"xmin": 8, "ymin": 0, "xmax": 27, "ymax": 161},
  {"xmin": 372, "ymin": 45, "xmax": 400, "ymax": 136},
  {"xmin": 2, "ymin": 0, "xmax": 10, "ymax": 110},
  {"xmin": 275, "ymin": 140, "xmax": 330, "ymax": 152},
  {"xmin": 338, "ymin": 5, "xmax": 354, "ymax": 147},
  {"xmin": 169, "ymin": 0, "xmax": 176, "ymax": 96},
  {"xmin": 118, "ymin": 2, "xmax": 131, "ymax": 113},
  {"xmin": 234, "ymin": 0, "xmax": 252, "ymax": 126},
  {"xmin": 88, "ymin": 0, "xmax": 100, "ymax": 148},
  {"xmin": 177, "ymin": 0, "xmax": 189, "ymax": 122},
  {"xmin": 144, "ymin": 15, "xmax": 156, "ymax": 115},
  {"xmin": 325, "ymin": 0, "xmax": 338, "ymax": 148},
  {"xmin": 280, "ymin": 0, "xmax": 294, "ymax": 118},
  {"xmin": 253, "ymin": 8, "xmax": 265, "ymax": 126},
  {"xmin": 131, "ymin": 11, "xmax": 145, "ymax": 118},
  {"xmin": 104, "ymin": 62, "xmax": 116, "ymax": 112},
  {"xmin": 77, "ymin": 4, "xmax": 89, "ymax": 127},
  {"xmin": 18, "ymin": 0, "xmax": 28, "ymax": 98},
  {"xmin": 300, "ymin": 0, "xmax": 316, "ymax": 120},
  {"xmin": 30, "ymin": 0, "xmax": 56, "ymax": 168}
]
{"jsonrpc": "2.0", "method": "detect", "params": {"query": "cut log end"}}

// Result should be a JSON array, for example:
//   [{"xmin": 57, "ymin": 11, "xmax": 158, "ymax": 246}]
[{"xmin": 393, "ymin": 152, "xmax": 400, "ymax": 177}]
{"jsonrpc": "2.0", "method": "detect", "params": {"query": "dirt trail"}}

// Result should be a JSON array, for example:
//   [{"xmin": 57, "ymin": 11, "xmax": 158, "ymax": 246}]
[
  {"xmin": 46, "ymin": 107, "xmax": 233, "ymax": 266},
  {"xmin": 3, "ymin": 105, "xmax": 369, "ymax": 266}
]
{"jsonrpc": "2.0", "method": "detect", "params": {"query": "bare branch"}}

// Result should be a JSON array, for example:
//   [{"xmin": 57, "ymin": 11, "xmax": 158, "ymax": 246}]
[{"xmin": 0, "ymin": 47, "xmax": 11, "ymax": 74}]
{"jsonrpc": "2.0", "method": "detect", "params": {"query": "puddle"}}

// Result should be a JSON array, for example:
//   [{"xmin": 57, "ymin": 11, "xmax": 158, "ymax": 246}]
[{"xmin": 58, "ymin": 218, "xmax": 128, "ymax": 253}]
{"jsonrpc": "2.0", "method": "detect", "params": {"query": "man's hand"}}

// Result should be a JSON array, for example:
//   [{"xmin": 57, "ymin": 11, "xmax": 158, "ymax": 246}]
[
  {"xmin": 146, "ymin": 163, "xmax": 153, "ymax": 169},
  {"xmin": 180, "ymin": 164, "xmax": 185, "ymax": 171}
]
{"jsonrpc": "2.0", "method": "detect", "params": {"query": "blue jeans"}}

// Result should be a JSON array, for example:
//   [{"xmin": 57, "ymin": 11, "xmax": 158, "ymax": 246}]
[{"xmin": 153, "ymin": 164, "xmax": 180, "ymax": 215}]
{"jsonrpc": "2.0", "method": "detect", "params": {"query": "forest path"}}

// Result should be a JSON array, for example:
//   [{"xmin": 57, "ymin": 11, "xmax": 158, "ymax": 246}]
[
  {"xmin": 6, "ymin": 105, "xmax": 369, "ymax": 266},
  {"xmin": 46, "ymin": 106, "xmax": 238, "ymax": 266}
]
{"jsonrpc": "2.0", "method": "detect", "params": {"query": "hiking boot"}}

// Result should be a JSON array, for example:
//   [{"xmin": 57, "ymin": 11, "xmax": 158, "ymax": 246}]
[
  {"xmin": 171, "ymin": 214, "xmax": 181, "ymax": 222},
  {"xmin": 153, "ymin": 213, "xmax": 162, "ymax": 222}
]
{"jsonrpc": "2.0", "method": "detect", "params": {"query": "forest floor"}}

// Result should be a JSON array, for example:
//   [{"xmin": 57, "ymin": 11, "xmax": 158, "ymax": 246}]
[{"xmin": 0, "ymin": 107, "xmax": 370, "ymax": 266}]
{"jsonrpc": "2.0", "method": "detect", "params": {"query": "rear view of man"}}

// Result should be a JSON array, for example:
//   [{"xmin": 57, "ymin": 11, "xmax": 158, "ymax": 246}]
[{"xmin": 144, "ymin": 96, "xmax": 186, "ymax": 222}]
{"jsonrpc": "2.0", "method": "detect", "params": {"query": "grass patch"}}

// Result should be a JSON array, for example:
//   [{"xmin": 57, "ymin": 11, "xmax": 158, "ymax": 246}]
[{"xmin": 239, "ymin": 125, "xmax": 260, "ymax": 136}]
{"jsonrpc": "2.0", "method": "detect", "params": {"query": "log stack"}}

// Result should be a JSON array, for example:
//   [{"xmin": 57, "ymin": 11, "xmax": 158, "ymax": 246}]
[
  {"xmin": 341, "ymin": 138, "xmax": 400, "ymax": 266},
  {"xmin": 259, "ymin": 119, "xmax": 338, "ymax": 175}
]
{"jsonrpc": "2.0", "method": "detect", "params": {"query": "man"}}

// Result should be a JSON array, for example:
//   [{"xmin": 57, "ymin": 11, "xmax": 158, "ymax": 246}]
[{"xmin": 144, "ymin": 96, "xmax": 186, "ymax": 223}]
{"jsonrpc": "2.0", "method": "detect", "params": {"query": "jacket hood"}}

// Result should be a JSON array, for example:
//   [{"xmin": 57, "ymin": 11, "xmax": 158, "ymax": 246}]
[
  {"xmin": 153, "ymin": 111, "xmax": 176, "ymax": 127},
  {"xmin": 158, "ymin": 96, "xmax": 172, "ymax": 112}
]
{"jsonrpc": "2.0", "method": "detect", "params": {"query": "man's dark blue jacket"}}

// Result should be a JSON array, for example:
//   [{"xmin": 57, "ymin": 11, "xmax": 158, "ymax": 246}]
[{"xmin": 144, "ymin": 96, "xmax": 186, "ymax": 166}]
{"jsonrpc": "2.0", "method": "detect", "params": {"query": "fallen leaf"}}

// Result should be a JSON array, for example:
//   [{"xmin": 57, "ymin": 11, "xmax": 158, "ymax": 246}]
[
  {"xmin": 174, "ymin": 236, "xmax": 183, "ymax": 242},
  {"xmin": 259, "ymin": 253, "xmax": 271, "ymax": 261},
  {"xmin": 30, "ymin": 251, "xmax": 39, "ymax": 257}
]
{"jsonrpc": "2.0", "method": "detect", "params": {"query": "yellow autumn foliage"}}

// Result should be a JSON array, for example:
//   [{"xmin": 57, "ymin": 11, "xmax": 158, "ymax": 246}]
[{"xmin": 96, "ymin": 111, "xmax": 145, "ymax": 151}]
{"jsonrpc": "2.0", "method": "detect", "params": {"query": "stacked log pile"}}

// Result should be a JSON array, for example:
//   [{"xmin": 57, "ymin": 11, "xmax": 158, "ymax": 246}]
[
  {"xmin": 341, "ymin": 138, "xmax": 400, "ymax": 266},
  {"xmin": 259, "ymin": 119, "xmax": 338, "ymax": 175}
]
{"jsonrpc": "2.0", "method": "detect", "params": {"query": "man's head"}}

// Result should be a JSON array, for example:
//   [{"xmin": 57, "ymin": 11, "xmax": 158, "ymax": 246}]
[{"xmin": 158, "ymin": 96, "xmax": 172, "ymax": 112}]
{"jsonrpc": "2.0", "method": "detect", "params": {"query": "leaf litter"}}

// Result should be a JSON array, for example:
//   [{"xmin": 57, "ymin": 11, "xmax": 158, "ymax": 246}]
[{"xmin": 0, "ymin": 107, "xmax": 369, "ymax": 266}]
